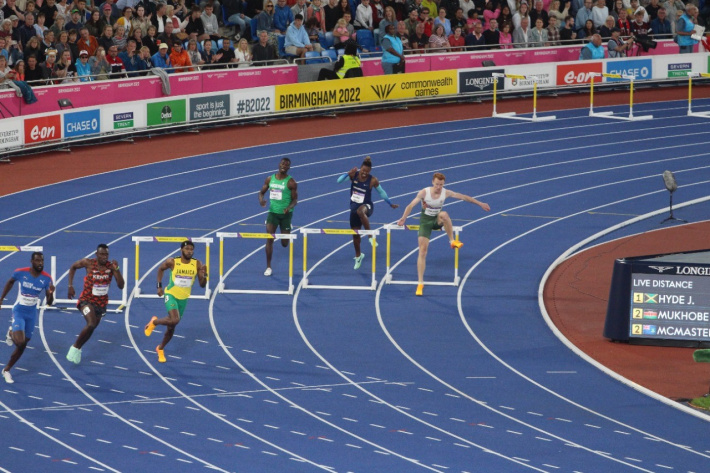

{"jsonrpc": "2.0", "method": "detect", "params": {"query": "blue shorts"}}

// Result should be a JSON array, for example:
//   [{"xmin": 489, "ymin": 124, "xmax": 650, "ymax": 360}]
[{"xmin": 11, "ymin": 307, "xmax": 38, "ymax": 340}]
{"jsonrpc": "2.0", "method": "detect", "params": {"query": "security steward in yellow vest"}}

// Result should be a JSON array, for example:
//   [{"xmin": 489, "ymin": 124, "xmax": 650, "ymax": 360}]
[{"xmin": 317, "ymin": 40, "xmax": 363, "ymax": 81}]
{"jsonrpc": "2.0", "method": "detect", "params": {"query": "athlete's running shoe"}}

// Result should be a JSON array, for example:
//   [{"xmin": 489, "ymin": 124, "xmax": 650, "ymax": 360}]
[
  {"xmin": 354, "ymin": 253, "xmax": 365, "ymax": 270},
  {"xmin": 5, "ymin": 327, "xmax": 12, "ymax": 347},
  {"xmin": 450, "ymin": 240, "xmax": 464, "ymax": 249},
  {"xmin": 67, "ymin": 346, "xmax": 81, "ymax": 364},
  {"xmin": 369, "ymin": 237, "xmax": 378, "ymax": 248},
  {"xmin": 2, "ymin": 369, "xmax": 14, "ymax": 384},
  {"xmin": 415, "ymin": 284, "xmax": 424, "ymax": 296},
  {"xmin": 144, "ymin": 316, "xmax": 158, "ymax": 337},
  {"xmin": 264, "ymin": 268, "xmax": 273, "ymax": 277},
  {"xmin": 156, "ymin": 345, "xmax": 166, "ymax": 363}
]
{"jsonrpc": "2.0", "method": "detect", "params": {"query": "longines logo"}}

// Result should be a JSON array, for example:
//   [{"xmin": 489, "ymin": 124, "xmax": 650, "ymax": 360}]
[
  {"xmin": 370, "ymin": 83, "xmax": 396, "ymax": 100},
  {"xmin": 649, "ymin": 266, "xmax": 674, "ymax": 273}
]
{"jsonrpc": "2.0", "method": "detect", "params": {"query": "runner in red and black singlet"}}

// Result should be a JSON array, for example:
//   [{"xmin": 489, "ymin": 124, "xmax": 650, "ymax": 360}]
[{"xmin": 65, "ymin": 244, "xmax": 125, "ymax": 365}]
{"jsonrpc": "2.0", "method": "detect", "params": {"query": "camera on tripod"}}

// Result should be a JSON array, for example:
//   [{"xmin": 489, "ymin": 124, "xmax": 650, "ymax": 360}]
[{"xmin": 633, "ymin": 34, "xmax": 657, "ymax": 52}]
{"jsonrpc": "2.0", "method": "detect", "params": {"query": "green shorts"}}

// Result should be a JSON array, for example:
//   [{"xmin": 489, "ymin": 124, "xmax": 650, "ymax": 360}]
[
  {"xmin": 164, "ymin": 293, "xmax": 188, "ymax": 318},
  {"xmin": 418, "ymin": 213, "xmax": 443, "ymax": 239},
  {"xmin": 266, "ymin": 211, "xmax": 293, "ymax": 232}
]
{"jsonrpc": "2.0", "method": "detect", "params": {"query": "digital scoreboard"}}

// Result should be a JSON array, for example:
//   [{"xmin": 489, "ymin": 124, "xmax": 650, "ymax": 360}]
[{"xmin": 604, "ymin": 250, "xmax": 710, "ymax": 347}]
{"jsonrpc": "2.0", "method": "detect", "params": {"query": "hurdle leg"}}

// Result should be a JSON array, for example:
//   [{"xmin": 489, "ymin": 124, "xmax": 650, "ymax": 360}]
[
  {"xmin": 386, "ymin": 228, "xmax": 392, "ymax": 283},
  {"xmin": 688, "ymin": 75, "xmax": 693, "ymax": 115},
  {"xmin": 492, "ymin": 76, "xmax": 498, "ymax": 116},
  {"xmin": 371, "ymin": 236, "xmax": 377, "ymax": 290},
  {"xmin": 628, "ymin": 79, "xmax": 634, "ymax": 119},
  {"xmin": 302, "ymin": 234, "xmax": 308, "ymax": 287},
  {"xmin": 218, "ymin": 237, "xmax": 224, "ymax": 292},
  {"xmin": 288, "ymin": 238, "xmax": 294, "ymax": 295},
  {"xmin": 134, "ymin": 240, "xmax": 141, "ymax": 296},
  {"xmin": 454, "ymin": 231, "xmax": 460, "ymax": 286}
]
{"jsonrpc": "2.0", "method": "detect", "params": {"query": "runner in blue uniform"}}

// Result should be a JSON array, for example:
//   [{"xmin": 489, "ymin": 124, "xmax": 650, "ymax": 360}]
[
  {"xmin": 337, "ymin": 157, "xmax": 398, "ymax": 269},
  {"xmin": 0, "ymin": 252, "xmax": 54, "ymax": 384}
]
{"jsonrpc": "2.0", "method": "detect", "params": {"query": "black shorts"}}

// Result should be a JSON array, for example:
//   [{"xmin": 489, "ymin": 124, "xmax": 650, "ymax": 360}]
[
  {"xmin": 77, "ymin": 300, "xmax": 107, "ymax": 318},
  {"xmin": 350, "ymin": 202, "xmax": 373, "ymax": 228}
]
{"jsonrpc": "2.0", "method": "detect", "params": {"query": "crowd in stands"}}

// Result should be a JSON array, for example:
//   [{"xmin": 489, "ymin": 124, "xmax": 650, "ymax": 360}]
[{"xmin": 0, "ymin": 0, "xmax": 705, "ymax": 85}]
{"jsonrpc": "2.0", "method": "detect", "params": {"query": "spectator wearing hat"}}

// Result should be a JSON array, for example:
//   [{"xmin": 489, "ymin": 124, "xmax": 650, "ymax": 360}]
[
  {"xmin": 75, "ymin": 48, "xmax": 92, "ymax": 80},
  {"xmin": 151, "ymin": 41, "xmax": 172, "ymax": 70},
  {"xmin": 98, "ymin": 2, "xmax": 117, "ymax": 32},
  {"xmin": 607, "ymin": 26, "xmax": 632, "ymax": 57},
  {"xmin": 65, "ymin": 9, "xmax": 83, "ymax": 31},
  {"xmin": 41, "ymin": 47, "xmax": 57, "ymax": 74}
]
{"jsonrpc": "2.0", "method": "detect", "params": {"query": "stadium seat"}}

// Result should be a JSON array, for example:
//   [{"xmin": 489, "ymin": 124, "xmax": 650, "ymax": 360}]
[
  {"xmin": 251, "ymin": 17, "xmax": 258, "ymax": 37},
  {"xmin": 356, "ymin": 29, "xmax": 375, "ymax": 51},
  {"xmin": 222, "ymin": 5, "xmax": 236, "ymax": 27},
  {"xmin": 321, "ymin": 49, "xmax": 337, "ymax": 61},
  {"xmin": 322, "ymin": 31, "xmax": 335, "ymax": 49},
  {"xmin": 305, "ymin": 50, "xmax": 328, "ymax": 64}
]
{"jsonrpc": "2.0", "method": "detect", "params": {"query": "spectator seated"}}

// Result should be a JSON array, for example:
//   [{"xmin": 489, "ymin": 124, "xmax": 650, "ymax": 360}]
[{"xmin": 278, "ymin": 34, "xmax": 297, "ymax": 60}]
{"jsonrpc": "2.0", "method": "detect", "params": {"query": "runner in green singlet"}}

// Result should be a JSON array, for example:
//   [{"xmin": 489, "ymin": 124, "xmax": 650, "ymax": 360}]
[{"xmin": 258, "ymin": 157, "xmax": 298, "ymax": 276}]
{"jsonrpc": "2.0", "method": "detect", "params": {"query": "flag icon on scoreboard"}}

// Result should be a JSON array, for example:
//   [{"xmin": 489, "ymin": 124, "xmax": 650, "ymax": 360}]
[
  {"xmin": 642, "ymin": 325, "xmax": 657, "ymax": 335},
  {"xmin": 644, "ymin": 294, "xmax": 658, "ymax": 303},
  {"xmin": 643, "ymin": 310, "xmax": 658, "ymax": 319}
]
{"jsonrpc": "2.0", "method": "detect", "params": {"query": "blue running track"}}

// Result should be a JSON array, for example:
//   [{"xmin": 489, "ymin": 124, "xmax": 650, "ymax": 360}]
[{"xmin": 1, "ymin": 99, "xmax": 710, "ymax": 473}]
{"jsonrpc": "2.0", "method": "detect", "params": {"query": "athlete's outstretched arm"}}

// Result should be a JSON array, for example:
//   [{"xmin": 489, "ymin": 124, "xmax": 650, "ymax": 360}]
[
  {"xmin": 156, "ymin": 258, "xmax": 174, "ymax": 297},
  {"xmin": 372, "ymin": 177, "xmax": 398, "ymax": 209},
  {"xmin": 446, "ymin": 190, "xmax": 490, "ymax": 212},
  {"xmin": 397, "ymin": 189, "xmax": 426, "ymax": 226},
  {"xmin": 337, "ymin": 167, "xmax": 358, "ymax": 183}
]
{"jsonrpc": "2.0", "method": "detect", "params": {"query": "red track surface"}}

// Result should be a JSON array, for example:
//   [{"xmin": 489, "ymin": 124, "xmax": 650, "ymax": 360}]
[{"xmin": 3, "ymin": 85, "xmax": 709, "ymax": 401}]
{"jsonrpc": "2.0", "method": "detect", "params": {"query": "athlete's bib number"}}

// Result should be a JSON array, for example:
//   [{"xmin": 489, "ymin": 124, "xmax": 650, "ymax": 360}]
[
  {"xmin": 270, "ymin": 189, "xmax": 283, "ymax": 200},
  {"xmin": 92, "ymin": 284, "xmax": 109, "ymax": 296},
  {"xmin": 351, "ymin": 191, "xmax": 365, "ymax": 204},
  {"xmin": 18, "ymin": 293, "xmax": 38, "ymax": 306},
  {"xmin": 424, "ymin": 206, "xmax": 441, "ymax": 217},
  {"xmin": 173, "ymin": 275, "xmax": 193, "ymax": 287}
]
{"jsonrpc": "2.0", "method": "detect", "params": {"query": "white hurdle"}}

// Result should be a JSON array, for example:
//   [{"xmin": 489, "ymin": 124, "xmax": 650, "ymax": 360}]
[
  {"xmin": 49, "ymin": 256, "xmax": 129, "ymax": 313},
  {"xmin": 300, "ymin": 228, "xmax": 379, "ymax": 290},
  {"xmin": 491, "ymin": 73, "xmax": 557, "ymax": 122},
  {"xmin": 687, "ymin": 72, "xmax": 710, "ymax": 118},
  {"xmin": 216, "ymin": 232, "xmax": 297, "ymax": 295},
  {"xmin": 0, "ymin": 245, "xmax": 44, "ymax": 310},
  {"xmin": 384, "ymin": 224, "xmax": 461, "ymax": 287},
  {"xmin": 588, "ymin": 73, "xmax": 653, "ymax": 121},
  {"xmin": 132, "ymin": 236, "xmax": 213, "ymax": 300}
]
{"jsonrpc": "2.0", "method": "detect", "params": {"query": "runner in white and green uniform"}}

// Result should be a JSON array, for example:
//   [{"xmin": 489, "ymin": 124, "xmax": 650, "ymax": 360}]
[
  {"xmin": 259, "ymin": 157, "xmax": 298, "ymax": 276},
  {"xmin": 397, "ymin": 172, "xmax": 490, "ymax": 296}
]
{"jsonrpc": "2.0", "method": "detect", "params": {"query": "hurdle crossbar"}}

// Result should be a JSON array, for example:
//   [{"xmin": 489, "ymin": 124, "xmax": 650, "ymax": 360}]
[
  {"xmin": 687, "ymin": 72, "xmax": 710, "ymax": 118},
  {"xmin": 216, "ymin": 232, "xmax": 297, "ymax": 295},
  {"xmin": 0, "ymin": 245, "xmax": 44, "ymax": 310},
  {"xmin": 491, "ymin": 73, "xmax": 557, "ymax": 122},
  {"xmin": 48, "ymin": 256, "xmax": 129, "ymax": 312},
  {"xmin": 132, "ymin": 236, "xmax": 213, "ymax": 299},
  {"xmin": 588, "ymin": 73, "xmax": 653, "ymax": 121},
  {"xmin": 300, "ymin": 228, "xmax": 379, "ymax": 290},
  {"xmin": 384, "ymin": 224, "xmax": 461, "ymax": 286}
]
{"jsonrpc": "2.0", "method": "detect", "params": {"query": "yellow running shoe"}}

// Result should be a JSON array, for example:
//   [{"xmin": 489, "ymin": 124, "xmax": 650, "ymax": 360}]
[
  {"xmin": 415, "ymin": 284, "xmax": 424, "ymax": 296},
  {"xmin": 156, "ymin": 345, "xmax": 166, "ymax": 363},
  {"xmin": 144, "ymin": 316, "xmax": 158, "ymax": 337},
  {"xmin": 450, "ymin": 240, "xmax": 464, "ymax": 249}
]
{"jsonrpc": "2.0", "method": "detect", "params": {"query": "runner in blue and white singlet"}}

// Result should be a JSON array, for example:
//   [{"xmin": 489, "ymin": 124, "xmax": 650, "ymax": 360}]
[{"xmin": 0, "ymin": 252, "xmax": 54, "ymax": 384}]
